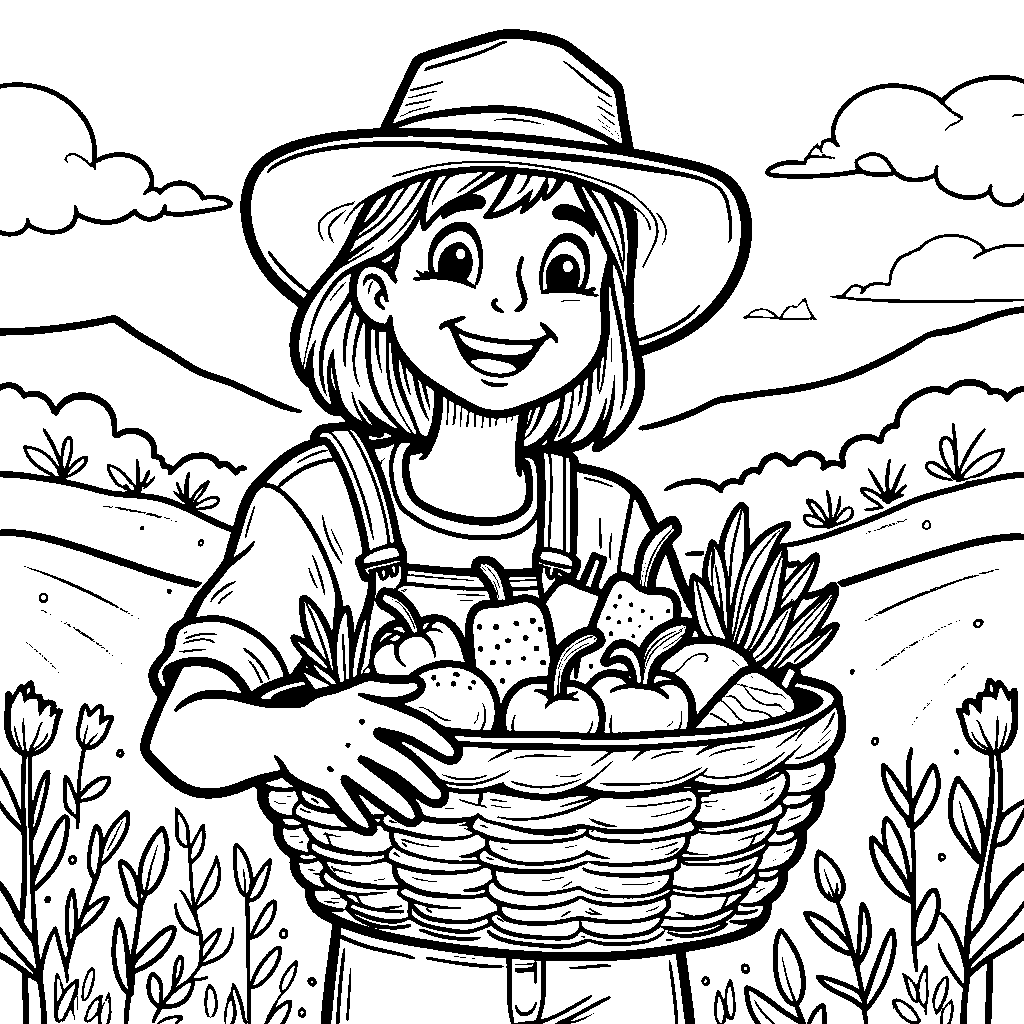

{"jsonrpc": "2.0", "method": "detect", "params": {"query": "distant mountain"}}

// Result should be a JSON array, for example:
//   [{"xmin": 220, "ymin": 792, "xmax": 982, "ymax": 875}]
[
  {"xmin": 0, "ymin": 317, "xmax": 320, "ymax": 474},
  {"xmin": 743, "ymin": 298, "xmax": 816, "ymax": 320}
]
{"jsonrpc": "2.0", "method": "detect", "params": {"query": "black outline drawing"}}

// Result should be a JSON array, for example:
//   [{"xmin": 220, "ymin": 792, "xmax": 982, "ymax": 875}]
[
  {"xmin": 744, "ymin": 299, "xmax": 816, "ymax": 320},
  {"xmin": 0, "ymin": 83, "xmax": 231, "ymax": 235},
  {"xmin": 836, "ymin": 235, "xmax": 1024, "ymax": 303},
  {"xmin": 765, "ymin": 75, "xmax": 1024, "ymax": 206}
]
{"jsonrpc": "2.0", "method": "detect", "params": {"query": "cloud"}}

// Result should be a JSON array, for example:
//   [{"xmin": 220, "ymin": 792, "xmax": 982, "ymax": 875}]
[
  {"xmin": 0, "ymin": 83, "xmax": 231, "ymax": 235},
  {"xmin": 767, "ymin": 77, "xmax": 1024, "ymax": 205},
  {"xmin": 839, "ymin": 234, "xmax": 1024, "ymax": 301},
  {"xmin": 744, "ymin": 298, "xmax": 816, "ymax": 319}
]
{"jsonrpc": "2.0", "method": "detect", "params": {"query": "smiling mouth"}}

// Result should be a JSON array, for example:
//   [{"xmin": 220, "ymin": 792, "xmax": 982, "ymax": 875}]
[{"xmin": 448, "ymin": 325, "xmax": 553, "ymax": 382}]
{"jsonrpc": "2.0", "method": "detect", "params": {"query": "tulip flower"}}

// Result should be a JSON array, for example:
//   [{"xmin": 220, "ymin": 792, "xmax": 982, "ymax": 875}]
[
  {"xmin": 4, "ymin": 681, "xmax": 61, "ymax": 756},
  {"xmin": 77, "ymin": 704, "xmax": 113, "ymax": 751},
  {"xmin": 958, "ymin": 679, "xmax": 1017, "ymax": 755}
]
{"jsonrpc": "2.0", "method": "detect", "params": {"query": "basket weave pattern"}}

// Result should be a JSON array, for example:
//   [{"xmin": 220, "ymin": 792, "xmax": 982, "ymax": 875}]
[{"xmin": 259, "ymin": 681, "xmax": 842, "ymax": 955}]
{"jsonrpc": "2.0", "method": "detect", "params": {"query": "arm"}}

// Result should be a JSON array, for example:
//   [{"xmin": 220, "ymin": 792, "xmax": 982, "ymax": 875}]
[{"xmin": 144, "ymin": 478, "xmax": 455, "ymax": 829}]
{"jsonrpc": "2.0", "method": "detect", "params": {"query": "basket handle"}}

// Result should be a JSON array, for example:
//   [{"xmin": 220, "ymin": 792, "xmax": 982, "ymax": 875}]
[{"xmin": 507, "ymin": 959, "xmax": 546, "ymax": 1024}]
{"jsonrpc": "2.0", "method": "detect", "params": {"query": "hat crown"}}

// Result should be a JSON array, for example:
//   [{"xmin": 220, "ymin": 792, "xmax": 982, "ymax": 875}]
[{"xmin": 386, "ymin": 34, "xmax": 630, "ymax": 147}]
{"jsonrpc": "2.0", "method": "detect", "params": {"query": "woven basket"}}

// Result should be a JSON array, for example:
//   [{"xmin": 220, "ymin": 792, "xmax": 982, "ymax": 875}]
[{"xmin": 257, "ymin": 678, "xmax": 843, "ymax": 958}]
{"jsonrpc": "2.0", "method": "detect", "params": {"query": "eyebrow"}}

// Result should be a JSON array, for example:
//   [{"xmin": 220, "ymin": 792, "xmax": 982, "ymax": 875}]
[
  {"xmin": 432, "ymin": 194, "xmax": 487, "ymax": 223},
  {"xmin": 552, "ymin": 204, "xmax": 598, "ymax": 236}
]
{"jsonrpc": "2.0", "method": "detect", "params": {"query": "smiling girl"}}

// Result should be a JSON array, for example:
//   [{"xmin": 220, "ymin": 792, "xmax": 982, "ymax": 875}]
[{"xmin": 145, "ymin": 30, "xmax": 748, "ymax": 1024}]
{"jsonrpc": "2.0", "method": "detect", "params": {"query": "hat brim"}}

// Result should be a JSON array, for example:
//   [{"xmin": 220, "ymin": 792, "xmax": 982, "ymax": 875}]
[{"xmin": 241, "ymin": 130, "xmax": 751, "ymax": 354}]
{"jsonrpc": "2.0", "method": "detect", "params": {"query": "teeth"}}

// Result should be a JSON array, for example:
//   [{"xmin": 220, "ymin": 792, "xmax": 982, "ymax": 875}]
[{"xmin": 460, "ymin": 335, "xmax": 538, "ymax": 357}]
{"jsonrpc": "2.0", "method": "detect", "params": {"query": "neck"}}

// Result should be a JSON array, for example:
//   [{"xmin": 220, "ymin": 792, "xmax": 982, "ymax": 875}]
[{"xmin": 407, "ymin": 398, "xmax": 528, "ymax": 517}]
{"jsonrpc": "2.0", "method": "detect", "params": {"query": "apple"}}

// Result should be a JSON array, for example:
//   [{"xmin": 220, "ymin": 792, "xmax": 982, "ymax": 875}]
[
  {"xmin": 502, "ymin": 630, "xmax": 605, "ymax": 734},
  {"xmin": 590, "ymin": 623, "xmax": 694, "ymax": 733}
]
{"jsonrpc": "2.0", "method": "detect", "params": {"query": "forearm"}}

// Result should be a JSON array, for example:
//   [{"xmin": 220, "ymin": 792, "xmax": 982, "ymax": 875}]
[{"xmin": 145, "ymin": 667, "xmax": 292, "ymax": 794}]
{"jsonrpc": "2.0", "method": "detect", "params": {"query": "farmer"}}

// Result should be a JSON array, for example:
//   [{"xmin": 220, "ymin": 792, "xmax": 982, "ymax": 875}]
[{"xmin": 145, "ymin": 30, "xmax": 749, "ymax": 1024}]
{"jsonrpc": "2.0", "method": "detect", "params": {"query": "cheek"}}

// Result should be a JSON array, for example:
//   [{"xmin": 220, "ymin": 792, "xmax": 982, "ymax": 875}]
[{"xmin": 543, "ymin": 299, "xmax": 606, "ymax": 367}]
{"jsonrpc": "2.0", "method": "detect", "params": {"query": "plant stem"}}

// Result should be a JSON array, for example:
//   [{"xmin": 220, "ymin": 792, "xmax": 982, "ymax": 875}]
[
  {"xmin": 20, "ymin": 753, "xmax": 46, "ymax": 1024},
  {"xmin": 961, "ymin": 752, "xmax": 1003, "ymax": 1024},
  {"xmin": 244, "ymin": 894, "xmax": 252, "ymax": 1024},
  {"xmin": 906, "ymin": 750, "xmax": 919, "ymax": 973},
  {"xmin": 835, "ymin": 899, "xmax": 869, "ymax": 1024},
  {"xmin": 74, "ymin": 746, "xmax": 87, "ymax": 829},
  {"xmin": 124, "ymin": 894, "xmax": 146, "ymax": 1024}
]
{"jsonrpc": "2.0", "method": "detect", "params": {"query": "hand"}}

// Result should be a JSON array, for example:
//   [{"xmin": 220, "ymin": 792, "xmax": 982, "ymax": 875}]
[{"xmin": 274, "ymin": 677, "xmax": 459, "ymax": 833}]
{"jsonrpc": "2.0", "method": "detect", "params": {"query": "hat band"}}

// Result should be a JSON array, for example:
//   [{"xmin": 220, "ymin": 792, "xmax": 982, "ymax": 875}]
[{"xmin": 390, "ymin": 109, "xmax": 615, "ymax": 147}]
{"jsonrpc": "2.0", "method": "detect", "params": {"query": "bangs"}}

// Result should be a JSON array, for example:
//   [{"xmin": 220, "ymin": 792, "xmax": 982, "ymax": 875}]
[{"xmin": 421, "ymin": 171, "xmax": 565, "ymax": 226}]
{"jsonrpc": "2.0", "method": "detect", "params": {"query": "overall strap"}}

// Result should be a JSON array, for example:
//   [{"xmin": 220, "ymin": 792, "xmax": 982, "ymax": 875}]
[
  {"xmin": 314, "ymin": 426, "xmax": 406, "ymax": 587},
  {"xmin": 535, "ymin": 451, "xmax": 579, "ymax": 582}
]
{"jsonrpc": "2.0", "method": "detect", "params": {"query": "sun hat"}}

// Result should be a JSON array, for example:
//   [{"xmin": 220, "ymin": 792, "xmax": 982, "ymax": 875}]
[{"xmin": 241, "ymin": 30, "xmax": 750, "ymax": 355}]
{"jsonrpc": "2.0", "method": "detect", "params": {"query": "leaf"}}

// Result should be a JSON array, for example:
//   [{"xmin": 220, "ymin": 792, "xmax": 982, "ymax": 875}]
[
  {"xmin": 949, "ymin": 779, "xmax": 985, "ymax": 862},
  {"xmin": 55, "ymin": 977, "xmax": 78, "ymax": 1022},
  {"xmin": 137, "ymin": 925, "xmax": 177, "ymax": 971},
  {"xmin": 0, "ymin": 877, "xmax": 37, "ymax": 974},
  {"xmin": 969, "ymin": 860, "xmax": 1024, "ymax": 968},
  {"xmin": 204, "ymin": 984, "xmax": 218, "ymax": 1017},
  {"xmin": 103, "ymin": 811, "xmax": 131, "ymax": 865},
  {"xmin": 174, "ymin": 809, "xmax": 189, "ymax": 849},
  {"xmin": 856, "ymin": 902, "xmax": 872, "ymax": 962},
  {"xmin": 917, "ymin": 966, "xmax": 929, "ymax": 1006},
  {"xmin": 915, "ymin": 889, "xmax": 941, "ymax": 945},
  {"xmin": 202, "ymin": 926, "xmax": 235, "ymax": 965},
  {"xmin": 933, "ymin": 976, "xmax": 949, "ymax": 1013},
  {"xmin": 813, "ymin": 851, "xmax": 846, "ymax": 903},
  {"xmin": 192, "ymin": 824, "xmax": 207, "ymax": 863},
  {"xmin": 998, "ymin": 798, "xmax": 1024, "ymax": 846},
  {"xmin": 869, "ymin": 835, "xmax": 910, "ymax": 902},
  {"xmin": 36, "ymin": 814, "xmax": 70, "ymax": 886},
  {"xmin": 936, "ymin": 914, "xmax": 965, "ymax": 987},
  {"xmin": 233, "ymin": 845, "xmax": 253, "ymax": 898},
  {"xmin": 111, "ymin": 918, "xmax": 131, "ymax": 995},
  {"xmin": 175, "ymin": 897, "xmax": 200, "ymax": 937},
  {"xmin": 0, "ymin": 768, "xmax": 21, "ymax": 829},
  {"xmin": 940, "ymin": 1004, "xmax": 954, "ymax": 1024},
  {"xmin": 298, "ymin": 597, "xmax": 334, "ymax": 671},
  {"xmin": 774, "ymin": 929, "xmax": 805, "ymax": 1005},
  {"xmin": 690, "ymin": 578, "xmax": 727, "ymax": 639},
  {"xmin": 807, "ymin": 1007, "xmax": 826, "ymax": 1024},
  {"xmin": 893, "ymin": 999, "xmax": 922, "ymax": 1024},
  {"xmin": 744, "ymin": 987, "xmax": 800, "ymax": 1024},
  {"xmin": 250, "ymin": 859, "xmax": 272, "ymax": 901},
  {"xmin": 80, "ymin": 776, "xmax": 111, "ymax": 802},
  {"xmin": 24, "ymin": 444, "xmax": 59, "ymax": 476},
  {"xmin": 79, "ymin": 896, "xmax": 109, "ymax": 933},
  {"xmin": 172, "ymin": 953, "xmax": 185, "ymax": 985},
  {"xmin": 139, "ymin": 827, "xmax": 171, "ymax": 895},
  {"xmin": 88, "ymin": 825, "xmax": 103, "ymax": 879},
  {"xmin": 266, "ymin": 1003, "xmax": 292, "ymax": 1024},
  {"xmin": 251, "ymin": 899, "xmax": 278, "ymax": 939},
  {"xmin": 63, "ymin": 777, "xmax": 77, "ymax": 819},
  {"xmin": 65, "ymin": 889, "xmax": 78, "ymax": 949},
  {"xmin": 804, "ymin": 911, "xmax": 849, "ymax": 955},
  {"xmin": 865, "ymin": 928, "xmax": 897, "ymax": 1008},
  {"xmin": 280, "ymin": 960, "xmax": 298, "ymax": 993},
  {"xmin": 42, "ymin": 928, "xmax": 68, "ymax": 979},
  {"xmin": 252, "ymin": 945, "xmax": 282, "ymax": 988},
  {"xmin": 119, "ymin": 862, "xmax": 141, "ymax": 909},
  {"xmin": 32, "ymin": 770, "xmax": 50, "ymax": 830},
  {"xmin": 197, "ymin": 856, "xmax": 222, "ymax": 908},
  {"xmin": 817, "ymin": 975, "xmax": 863, "ymax": 1008},
  {"xmin": 148, "ymin": 972, "xmax": 165, "ymax": 1008},
  {"xmin": 913, "ymin": 765, "xmax": 941, "ymax": 825},
  {"xmin": 881, "ymin": 764, "xmax": 911, "ymax": 820},
  {"xmin": 83, "ymin": 965, "xmax": 96, "ymax": 1000},
  {"xmin": 962, "ymin": 447, "xmax": 1004, "ymax": 480}
]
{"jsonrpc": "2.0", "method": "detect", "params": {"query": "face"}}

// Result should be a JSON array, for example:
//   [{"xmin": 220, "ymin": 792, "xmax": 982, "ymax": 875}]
[{"xmin": 354, "ymin": 185, "xmax": 609, "ymax": 414}]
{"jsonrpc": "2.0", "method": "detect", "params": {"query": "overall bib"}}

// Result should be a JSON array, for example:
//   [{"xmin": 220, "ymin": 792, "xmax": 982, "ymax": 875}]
[{"xmin": 313, "ymin": 429, "xmax": 694, "ymax": 1024}]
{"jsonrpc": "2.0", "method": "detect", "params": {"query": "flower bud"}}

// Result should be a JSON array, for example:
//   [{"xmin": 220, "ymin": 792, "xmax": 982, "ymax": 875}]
[
  {"xmin": 5, "ymin": 681, "xmax": 62, "ymax": 756},
  {"xmin": 814, "ymin": 850, "xmax": 846, "ymax": 903},
  {"xmin": 77, "ymin": 704, "xmax": 113, "ymax": 751},
  {"xmin": 958, "ymin": 679, "xmax": 1018, "ymax": 755}
]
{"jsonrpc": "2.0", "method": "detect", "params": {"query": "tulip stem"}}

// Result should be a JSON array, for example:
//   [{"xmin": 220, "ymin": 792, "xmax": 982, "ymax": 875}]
[
  {"xmin": 21, "ymin": 753, "xmax": 45, "ymax": 1024},
  {"xmin": 961, "ymin": 751, "xmax": 1003, "ymax": 1024},
  {"xmin": 73, "ymin": 745, "xmax": 87, "ymax": 830}
]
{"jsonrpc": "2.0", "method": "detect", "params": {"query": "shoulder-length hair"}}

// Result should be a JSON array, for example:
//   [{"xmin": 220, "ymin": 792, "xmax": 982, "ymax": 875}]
[{"xmin": 292, "ymin": 170, "xmax": 641, "ymax": 451}]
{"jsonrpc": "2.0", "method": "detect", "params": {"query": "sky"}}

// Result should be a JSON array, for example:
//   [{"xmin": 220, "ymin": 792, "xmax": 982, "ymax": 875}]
[{"xmin": 1, "ymin": 0, "xmax": 1024, "ymax": 484}]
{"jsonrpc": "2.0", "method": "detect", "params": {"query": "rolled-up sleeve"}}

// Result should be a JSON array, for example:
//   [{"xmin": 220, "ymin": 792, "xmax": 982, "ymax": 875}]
[{"xmin": 152, "ymin": 483, "xmax": 337, "ymax": 693}]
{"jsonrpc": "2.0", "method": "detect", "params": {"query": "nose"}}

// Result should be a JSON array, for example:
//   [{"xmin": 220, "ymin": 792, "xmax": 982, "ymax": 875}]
[{"xmin": 491, "ymin": 257, "xmax": 528, "ymax": 313}]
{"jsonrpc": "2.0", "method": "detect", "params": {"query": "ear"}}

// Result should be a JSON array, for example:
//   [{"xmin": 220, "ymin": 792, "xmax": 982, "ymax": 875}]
[{"xmin": 353, "ymin": 267, "xmax": 394, "ymax": 327}]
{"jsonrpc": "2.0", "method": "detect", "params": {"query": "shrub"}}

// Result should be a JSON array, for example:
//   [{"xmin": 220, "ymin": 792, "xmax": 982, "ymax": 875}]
[
  {"xmin": 861, "ymin": 460, "xmax": 908, "ymax": 511},
  {"xmin": 802, "ymin": 491, "xmax": 854, "ymax": 531},
  {"xmin": 23, "ymin": 430, "xmax": 88, "ymax": 481},
  {"xmin": 924, "ymin": 424, "xmax": 1004, "ymax": 484}
]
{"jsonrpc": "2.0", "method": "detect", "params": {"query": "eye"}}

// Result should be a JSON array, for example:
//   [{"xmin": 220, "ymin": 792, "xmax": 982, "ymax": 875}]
[
  {"xmin": 426, "ymin": 225, "xmax": 482, "ymax": 286},
  {"xmin": 540, "ymin": 235, "xmax": 591, "ymax": 294}
]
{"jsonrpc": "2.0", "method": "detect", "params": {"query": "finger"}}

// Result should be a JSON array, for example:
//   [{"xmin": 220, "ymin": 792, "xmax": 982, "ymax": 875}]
[
  {"xmin": 330, "ymin": 782, "xmax": 378, "ymax": 835},
  {"xmin": 347, "ymin": 763, "xmax": 421, "ymax": 824},
  {"xmin": 365, "ymin": 738, "xmax": 446, "ymax": 804},
  {"xmin": 356, "ymin": 678, "xmax": 421, "ymax": 701},
  {"xmin": 371, "ymin": 705, "xmax": 459, "ymax": 762}
]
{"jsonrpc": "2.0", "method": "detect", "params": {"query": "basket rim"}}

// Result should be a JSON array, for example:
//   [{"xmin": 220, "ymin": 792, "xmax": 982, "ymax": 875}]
[{"xmin": 450, "ymin": 677, "xmax": 840, "ymax": 751}]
